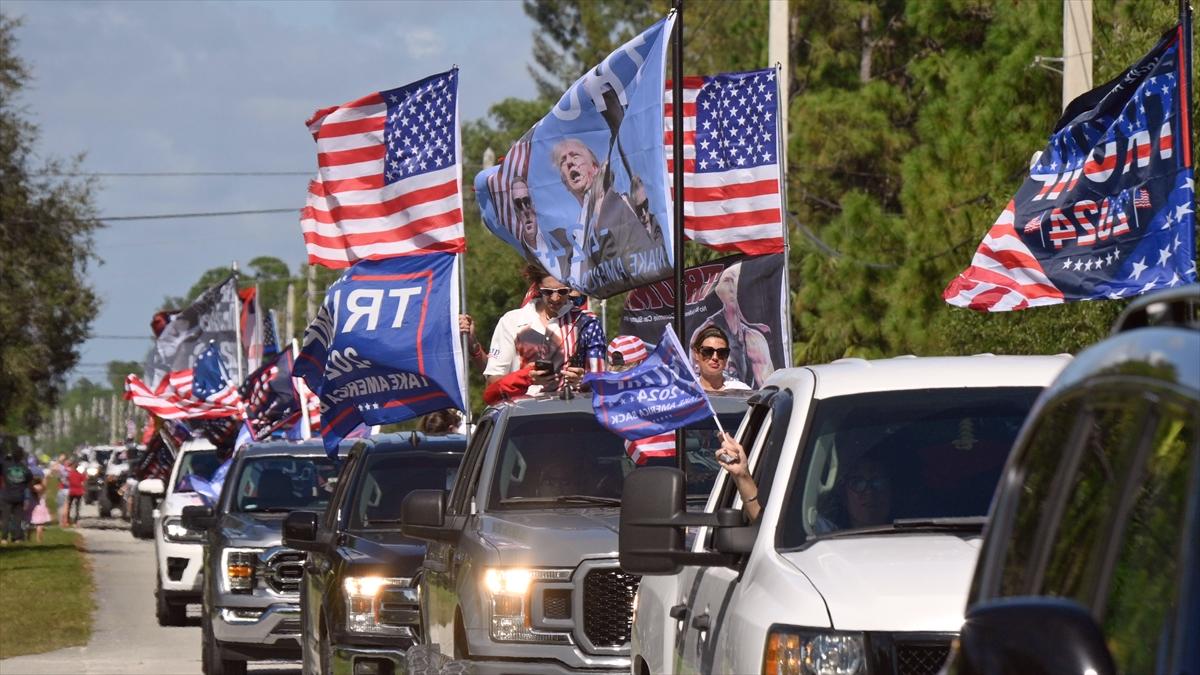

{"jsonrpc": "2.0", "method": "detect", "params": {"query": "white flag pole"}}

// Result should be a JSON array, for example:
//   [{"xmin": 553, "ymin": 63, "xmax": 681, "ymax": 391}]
[
  {"xmin": 292, "ymin": 338, "xmax": 313, "ymax": 440},
  {"xmin": 231, "ymin": 263, "xmax": 244, "ymax": 384},
  {"xmin": 773, "ymin": 62, "xmax": 794, "ymax": 369}
]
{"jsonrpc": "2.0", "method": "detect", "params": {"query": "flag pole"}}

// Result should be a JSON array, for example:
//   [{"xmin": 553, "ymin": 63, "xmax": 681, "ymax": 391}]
[
  {"xmin": 231, "ymin": 263, "xmax": 244, "ymax": 384},
  {"xmin": 457, "ymin": 254, "xmax": 473, "ymax": 442},
  {"xmin": 774, "ymin": 62, "xmax": 795, "ymax": 369},
  {"xmin": 293, "ymin": 338, "xmax": 313, "ymax": 440},
  {"xmin": 671, "ymin": 0, "xmax": 686, "ymax": 472},
  {"xmin": 1182, "ymin": 0, "xmax": 1194, "ymax": 166}
]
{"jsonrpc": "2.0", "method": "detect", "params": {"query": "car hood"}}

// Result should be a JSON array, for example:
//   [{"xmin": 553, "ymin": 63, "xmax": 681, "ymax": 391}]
[
  {"xmin": 479, "ymin": 509, "xmax": 619, "ymax": 567},
  {"xmin": 779, "ymin": 533, "xmax": 982, "ymax": 632},
  {"xmin": 219, "ymin": 512, "xmax": 286, "ymax": 547},
  {"xmin": 339, "ymin": 530, "xmax": 427, "ymax": 578}
]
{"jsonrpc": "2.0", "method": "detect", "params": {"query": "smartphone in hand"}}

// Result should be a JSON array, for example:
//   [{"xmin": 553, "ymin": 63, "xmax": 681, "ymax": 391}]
[{"xmin": 534, "ymin": 359, "xmax": 553, "ymax": 373}]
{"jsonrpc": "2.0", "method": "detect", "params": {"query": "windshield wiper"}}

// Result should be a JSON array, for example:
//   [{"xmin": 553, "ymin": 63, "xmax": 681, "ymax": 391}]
[
  {"xmin": 892, "ymin": 516, "xmax": 987, "ymax": 531},
  {"xmin": 814, "ymin": 516, "xmax": 987, "ymax": 540},
  {"xmin": 502, "ymin": 495, "xmax": 622, "ymax": 506}
]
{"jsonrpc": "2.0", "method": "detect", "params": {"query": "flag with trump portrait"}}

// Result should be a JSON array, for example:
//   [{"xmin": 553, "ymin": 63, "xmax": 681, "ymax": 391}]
[
  {"xmin": 294, "ymin": 253, "xmax": 466, "ymax": 456},
  {"xmin": 944, "ymin": 26, "xmax": 1195, "ymax": 311},
  {"xmin": 475, "ymin": 15, "xmax": 676, "ymax": 298},
  {"xmin": 301, "ymin": 69, "xmax": 465, "ymax": 268}
]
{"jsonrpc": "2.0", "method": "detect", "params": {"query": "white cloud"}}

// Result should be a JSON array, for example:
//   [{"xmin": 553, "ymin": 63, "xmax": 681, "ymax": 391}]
[{"xmin": 403, "ymin": 26, "xmax": 444, "ymax": 58}]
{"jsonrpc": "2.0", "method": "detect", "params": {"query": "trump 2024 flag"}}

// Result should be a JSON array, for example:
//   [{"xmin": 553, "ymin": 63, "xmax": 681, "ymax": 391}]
[
  {"xmin": 583, "ymin": 325, "xmax": 712, "ymax": 442},
  {"xmin": 301, "ymin": 69, "xmax": 465, "ymax": 268},
  {"xmin": 294, "ymin": 253, "xmax": 466, "ymax": 455},
  {"xmin": 944, "ymin": 26, "xmax": 1195, "ymax": 311}
]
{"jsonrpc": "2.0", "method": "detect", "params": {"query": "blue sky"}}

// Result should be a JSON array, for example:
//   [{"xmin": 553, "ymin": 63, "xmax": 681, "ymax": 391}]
[{"xmin": 6, "ymin": 0, "xmax": 537, "ymax": 381}]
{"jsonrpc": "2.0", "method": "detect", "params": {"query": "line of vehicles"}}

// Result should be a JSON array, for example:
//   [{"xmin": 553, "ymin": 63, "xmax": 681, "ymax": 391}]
[{"xmin": 139, "ymin": 285, "xmax": 1193, "ymax": 675}]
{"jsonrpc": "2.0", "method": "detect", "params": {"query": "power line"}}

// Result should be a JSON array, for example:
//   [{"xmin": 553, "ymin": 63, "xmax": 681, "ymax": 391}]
[
  {"xmin": 35, "ymin": 171, "xmax": 310, "ymax": 177},
  {"xmin": 101, "ymin": 208, "xmax": 296, "ymax": 222},
  {"xmin": 89, "ymin": 335, "xmax": 152, "ymax": 340}
]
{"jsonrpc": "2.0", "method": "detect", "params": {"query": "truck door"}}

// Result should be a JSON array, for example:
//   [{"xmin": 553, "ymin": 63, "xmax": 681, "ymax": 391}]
[
  {"xmin": 304, "ymin": 448, "xmax": 359, "ymax": 661},
  {"xmin": 423, "ymin": 417, "xmax": 493, "ymax": 653},
  {"xmin": 678, "ymin": 389, "xmax": 793, "ymax": 675}
]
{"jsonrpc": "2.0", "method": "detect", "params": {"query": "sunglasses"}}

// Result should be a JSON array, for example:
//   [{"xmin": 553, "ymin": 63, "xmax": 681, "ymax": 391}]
[
  {"xmin": 697, "ymin": 346, "xmax": 731, "ymax": 360},
  {"xmin": 847, "ymin": 476, "xmax": 889, "ymax": 494},
  {"xmin": 539, "ymin": 287, "xmax": 571, "ymax": 298}
]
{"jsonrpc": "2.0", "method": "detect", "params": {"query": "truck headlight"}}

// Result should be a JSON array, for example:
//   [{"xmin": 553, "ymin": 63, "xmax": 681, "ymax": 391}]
[
  {"xmin": 342, "ymin": 576, "xmax": 415, "ymax": 636},
  {"xmin": 163, "ymin": 517, "xmax": 204, "ymax": 543},
  {"xmin": 222, "ymin": 549, "xmax": 262, "ymax": 593},
  {"xmin": 764, "ymin": 627, "xmax": 865, "ymax": 675},
  {"xmin": 88, "ymin": 466, "xmax": 99, "ymax": 476},
  {"xmin": 480, "ymin": 567, "xmax": 571, "ymax": 644}
]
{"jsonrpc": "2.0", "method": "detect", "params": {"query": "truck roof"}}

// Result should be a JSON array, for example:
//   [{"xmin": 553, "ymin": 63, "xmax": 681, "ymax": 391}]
[
  {"xmin": 762, "ymin": 354, "xmax": 1073, "ymax": 400},
  {"xmin": 492, "ymin": 390, "xmax": 752, "ymax": 417}
]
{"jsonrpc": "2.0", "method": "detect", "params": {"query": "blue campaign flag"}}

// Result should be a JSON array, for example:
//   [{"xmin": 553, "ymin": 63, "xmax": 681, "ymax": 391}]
[
  {"xmin": 945, "ymin": 25, "xmax": 1195, "ymax": 311},
  {"xmin": 294, "ymin": 253, "xmax": 466, "ymax": 455},
  {"xmin": 583, "ymin": 325, "xmax": 713, "ymax": 441},
  {"xmin": 192, "ymin": 342, "xmax": 232, "ymax": 399},
  {"xmin": 475, "ymin": 14, "xmax": 676, "ymax": 299}
]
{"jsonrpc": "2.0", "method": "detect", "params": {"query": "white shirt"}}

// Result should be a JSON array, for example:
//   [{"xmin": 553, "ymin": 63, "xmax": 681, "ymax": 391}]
[{"xmin": 485, "ymin": 303, "xmax": 571, "ymax": 396}]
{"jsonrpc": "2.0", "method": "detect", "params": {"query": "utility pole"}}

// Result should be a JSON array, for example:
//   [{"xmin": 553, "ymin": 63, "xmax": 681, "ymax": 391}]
[
  {"xmin": 1062, "ymin": 0, "xmax": 1094, "ymax": 109},
  {"xmin": 286, "ymin": 281, "xmax": 296, "ymax": 341},
  {"xmin": 306, "ymin": 264, "xmax": 318, "ymax": 323},
  {"xmin": 769, "ymin": 0, "xmax": 789, "ymax": 172}
]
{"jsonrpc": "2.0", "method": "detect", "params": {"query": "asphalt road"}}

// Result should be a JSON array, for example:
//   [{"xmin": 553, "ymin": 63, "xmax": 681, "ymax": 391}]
[{"xmin": 0, "ymin": 503, "xmax": 299, "ymax": 675}]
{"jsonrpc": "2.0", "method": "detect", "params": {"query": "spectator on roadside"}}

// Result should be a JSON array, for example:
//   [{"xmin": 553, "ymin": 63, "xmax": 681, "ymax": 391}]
[
  {"xmin": 66, "ymin": 462, "xmax": 86, "ymax": 526},
  {"xmin": 29, "ymin": 478, "xmax": 51, "ymax": 543},
  {"xmin": 1, "ymin": 445, "xmax": 33, "ymax": 544},
  {"xmin": 56, "ymin": 458, "xmax": 72, "ymax": 527}
]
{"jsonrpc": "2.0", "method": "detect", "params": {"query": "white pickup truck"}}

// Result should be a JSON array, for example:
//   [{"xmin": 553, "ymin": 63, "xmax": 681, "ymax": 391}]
[
  {"xmin": 153, "ymin": 438, "xmax": 222, "ymax": 625},
  {"xmin": 620, "ymin": 355, "xmax": 1069, "ymax": 675}
]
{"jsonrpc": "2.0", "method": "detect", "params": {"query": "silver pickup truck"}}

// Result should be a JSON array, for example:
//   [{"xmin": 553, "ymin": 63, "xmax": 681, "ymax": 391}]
[
  {"xmin": 183, "ymin": 439, "xmax": 343, "ymax": 675},
  {"xmin": 401, "ymin": 394, "xmax": 749, "ymax": 675}
]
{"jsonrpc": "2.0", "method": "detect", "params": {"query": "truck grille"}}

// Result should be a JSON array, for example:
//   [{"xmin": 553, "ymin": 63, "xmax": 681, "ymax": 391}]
[
  {"xmin": 582, "ymin": 569, "xmax": 640, "ymax": 648},
  {"xmin": 378, "ymin": 585, "xmax": 420, "ymax": 627},
  {"xmin": 895, "ymin": 642, "xmax": 951, "ymax": 675},
  {"xmin": 264, "ymin": 551, "xmax": 305, "ymax": 594}
]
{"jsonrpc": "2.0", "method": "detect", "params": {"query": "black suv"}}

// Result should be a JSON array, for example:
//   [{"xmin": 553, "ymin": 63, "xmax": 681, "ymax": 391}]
[
  {"xmin": 283, "ymin": 432, "xmax": 466, "ymax": 675},
  {"xmin": 944, "ymin": 285, "xmax": 1199, "ymax": 675},
  {"xmin": 183, "ymin": 439, "xmax": 344, "ymax": 675}
]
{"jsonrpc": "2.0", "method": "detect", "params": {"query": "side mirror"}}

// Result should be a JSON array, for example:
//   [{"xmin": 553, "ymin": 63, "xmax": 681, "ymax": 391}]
[
  {"xmin": 138, "ymin": 478, "xmax": 165, "ymax": 495},
  {"xmin": 283, "ymin": 511, "xmax": 321, "ymax": 551},
  {"xmin": 620, "ymin": 468, "xmax": 687, "ymax": 575},
  {"xmin": 712, "ymin": 514, "xmax": 757, "ymax": 555},
  {"xmin": 181, "ymin": 505, "xmax": 215, "ymax": 531},
  {"xmin": 954, "ymin": 597, "xmax": 1116, "ymax": 675},
  {"xmin": 401, "ymin": 489, "xmax": 457, "ymax": 542}
]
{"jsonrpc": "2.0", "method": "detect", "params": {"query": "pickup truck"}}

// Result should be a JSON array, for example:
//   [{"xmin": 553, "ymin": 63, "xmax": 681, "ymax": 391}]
[
  {"xmin": 283, "ymin": 431, "xmax": 466, "ymax": 675},
  {"xmin": 401, "ymin": 393, "xmax": 749, "ymax": 675},
  {"xmin": 620, "ymin": 355, "xmax": 1069, "ymax": 675},
  {"xmin": 183, "ymin": 439, "xmax": 343, "ymax": 675}
]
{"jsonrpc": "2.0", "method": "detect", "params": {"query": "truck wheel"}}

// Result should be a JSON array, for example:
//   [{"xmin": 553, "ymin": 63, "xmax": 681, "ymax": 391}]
[
  {"xmin": 98, "ymin": 491, "xmax": 113, "ymax": 518},
  {"xmin": 202, "ymin": 612, "xmax": 247, "ymax": 675},
  {"xmin": 155, "ymin": 575, "xmax": 186, "ymax": 626},
  {"xmin": 133, "ymin": 495, "xmax": 155, "ymax": 538}
]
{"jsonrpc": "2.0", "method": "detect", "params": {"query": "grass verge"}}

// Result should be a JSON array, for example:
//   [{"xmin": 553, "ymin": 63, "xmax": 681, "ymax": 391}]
[{"xmin": 0, "ymin": 527, "xmax": 95, "ymax": 658}]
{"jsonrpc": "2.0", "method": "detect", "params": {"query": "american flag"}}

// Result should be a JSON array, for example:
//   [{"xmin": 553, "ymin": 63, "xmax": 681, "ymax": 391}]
[
  {"xmin": 301, "ymin": 69, "xmax": 465, "ymax": 268},
  {"xmin": 1134, "ymin": 188, "xmax": 1152, "ymax": 209},
  {"xmin": 125, "ymin": 344, "xmax": 243, "ymax": 420},
  {"xmin": 239, "ymin": 350, "xmax": 320, "ymax": 440},
  {"xmin": 666, "ymin": 68, "xmax": 785, "ymax": 255},
  {"xmin": 625, "ymin": 433, "xmax": 675, "ymax": 465},
  {"xmin": 484, "ymin": 132, "xmax": 532, "ymax": 247}
]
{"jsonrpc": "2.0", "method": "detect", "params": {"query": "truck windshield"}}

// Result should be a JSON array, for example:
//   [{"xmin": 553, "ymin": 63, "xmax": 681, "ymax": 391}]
[
  {"xmin": 232, "ymin": 456, "xmax": 341, "ymax": 513},
  {"xmin": 174, "ymin": 450, "xmax": 221, "ymax": 493},
  {"xmin": 776, "ymin": 387, "xmax": 1041, "ymax": 549},
  {"xmin": 489, "ymin": 413, "xmax": 741, "ymax": 510},
  {"xmin": 350, "ymin": 453, "xmax": 461, "ymax": 528}
]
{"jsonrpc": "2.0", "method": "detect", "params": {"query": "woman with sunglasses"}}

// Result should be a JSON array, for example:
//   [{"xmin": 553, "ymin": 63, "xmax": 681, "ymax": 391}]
[
  {"xmin": 691, "ymin": 326, "xmax": 751, "ymax": 393},
  {"xmin": 483, "ymin": 264, "xmax": 605, "ymax": 404}
]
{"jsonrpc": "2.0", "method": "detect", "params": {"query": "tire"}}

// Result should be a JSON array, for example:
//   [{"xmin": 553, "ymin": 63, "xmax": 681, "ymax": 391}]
[
  {"xmin": 202, "ymin": 612, "xmax": 247, "ymax": 675},
  {"xmin": 132, "ymin": 495, "xmax": 155, "ymax": 539},
  {"xmin": 155, "ymin": 574, "xmax": 187, "ymax": 626},
  {"xmin": 97, "ymin": 491, "xmax": 111, "ymax": 516}
]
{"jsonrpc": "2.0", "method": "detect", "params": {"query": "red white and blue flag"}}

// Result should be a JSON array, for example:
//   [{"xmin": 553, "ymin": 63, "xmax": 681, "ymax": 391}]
[
  {"xmin": 945, "ymin": 26, "xmax": 1195, "ymax": 311},
  {"xmin": 625, "ymin": 433, "xmax": 675, "ymax": 465},
  {"xmin": 666, "ymin": 68, "xmax": 786, "ymax": 255},
  {"xmin": 301, "ymin": 69, "xmax": 465, "ymax": 268},
  {"xmin": 125, "ymin": 343, "xmax": 243, "ymax": 420}
]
